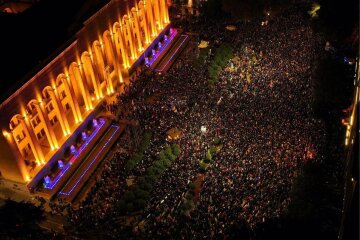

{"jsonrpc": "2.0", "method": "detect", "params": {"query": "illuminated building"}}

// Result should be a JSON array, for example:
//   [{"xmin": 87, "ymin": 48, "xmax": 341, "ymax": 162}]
[
  {"xmin": 0, "ymin": 0, "xmax": 39, "ymax": 14},
  {"xmin": 0, "ymin": 0, "xmax": 170, "ymax": 197}
]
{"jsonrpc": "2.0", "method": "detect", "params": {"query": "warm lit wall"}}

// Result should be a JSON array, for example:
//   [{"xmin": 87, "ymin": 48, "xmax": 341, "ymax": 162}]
[{"xmin": 0, "ymin": 0, "xmax": 170, "ymax": 184}]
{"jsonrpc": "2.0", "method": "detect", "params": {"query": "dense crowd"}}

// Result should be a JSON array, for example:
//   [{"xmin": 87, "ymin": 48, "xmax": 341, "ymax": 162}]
[{"xmin": 65, "ymin": 4, "xmax": 328, "ymax": 239}]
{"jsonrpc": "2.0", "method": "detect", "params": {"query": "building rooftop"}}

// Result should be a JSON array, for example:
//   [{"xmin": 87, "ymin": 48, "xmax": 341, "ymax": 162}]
[{"xmin": 0, "ymin": 0, "xmax": 110, "ymax": 103}]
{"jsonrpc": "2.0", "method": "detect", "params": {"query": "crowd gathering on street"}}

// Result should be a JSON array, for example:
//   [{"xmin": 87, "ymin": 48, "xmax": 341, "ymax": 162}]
[{"xmin": 63, "ymin": 4, "xmax": 329, "ymax": 239}]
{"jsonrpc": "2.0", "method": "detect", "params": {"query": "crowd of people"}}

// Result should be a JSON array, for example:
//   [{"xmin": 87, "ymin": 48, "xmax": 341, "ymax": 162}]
[{"xmin": 65, "ymin": 4, "xmax": 329, "ymax": 239}]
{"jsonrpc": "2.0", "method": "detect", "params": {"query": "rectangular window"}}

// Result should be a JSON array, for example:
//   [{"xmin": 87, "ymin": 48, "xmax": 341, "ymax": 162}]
[
  {"xmin": 37, "ymin": 129, "xmax": 46, "ymax": 141},
  {"xmin": 36, "ymin": 132, "xmax": 42, "ymax": 141},
  {"xmin": 50, "ymin": 116, "xmax": 58, "ymax": 126},
  {"xmin": 31, "ymin": 119, "xmax": 37, "ymax": 128},
  {"xmin": 46, "ymin": 103, "xmax": 54, "ymax": 113}
]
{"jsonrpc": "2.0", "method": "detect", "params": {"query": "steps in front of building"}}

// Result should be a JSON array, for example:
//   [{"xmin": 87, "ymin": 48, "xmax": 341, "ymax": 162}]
[
  {"xmin": 56, "ymin": 123, "xmax": 124, "ymax": 203},
  {"xmin": 154, "ymin": 34, "xmax": 190, "ymax": 73},
  {"xmin": 35, "ymin": 119, "xmax": 113, "ymax": 200}
]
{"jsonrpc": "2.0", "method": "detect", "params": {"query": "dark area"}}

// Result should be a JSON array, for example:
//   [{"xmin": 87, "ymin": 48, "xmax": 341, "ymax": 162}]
[
  {"xmin": 0, "ymin": 0, "xmax": 109, "ymax": 102},
  {"xmin": 0, "ymin": 199, "xmax": 48, "ymax": 239}
]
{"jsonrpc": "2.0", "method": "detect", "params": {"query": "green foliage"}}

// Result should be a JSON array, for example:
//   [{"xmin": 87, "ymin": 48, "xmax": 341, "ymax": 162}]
[
  {"xmin": 126, "ymin": 202, "xmax": 134, "ymax": 212},
  {"xmin": 213, "ymin": 136, "xmax": 222, "ymax": 145},
  {"xmin": 205, "ymin": 150, "xmax": 212, "ymax": 162},
  {"xmin": 147, "ymin": 166, "xmax": 159, "ymax": 176},
  {"xmin": 162, "ymin": 158, "xmax": 172, "ymax": 168},
  {"xmin": 199, "ymin": 161, "xmax": 209, "ymax": 172},
  {"xmin": 207, "ymin": 43, "xmax": 233, "ymax": 85},
  {"xmin": 138, "ymin": 132, "xmax": 152, "ymax": 152},
  {"xmin": 124, "ymin": 191, "xmax": 135, "ymax": 202},
  {"xmin": 134, "ymin": 199, "xmax": 147, "ymax": 210},
  {"xmin": 117, "ymin": 200, "xmax": 126, "ymax": 213},
  {"xmin": 209, "ymin": 146, "xmax": 217, "ymax": 154},
  {"xmin": 165, "ymin": 145, "xmax": 173, "ymax": 157},
  {"xmin": 133, "ymin": 187, "xmax": 150, "ymax": 200},
  {"xmin": 119, "ymin": 144, "xmax": 181, "ymax": 215},
  {"xmin": 139, "ymin": 182, "xmax": 153, "ymax": 191},
  {"xmin": 125, "ymin": 159, "xmax": 137, "ymax": 172},
  {"xmin": 154, "ymin": 160, "xmax": 165, "ymax": 169},
  {"xmin": 208, "ymin": 79, "xmax": 217, "ymax": 86},
  {"xmin": 159, "ymin": 150, "xmax": 167, "ymax": 162},
  {"xmin": 172, "ymin": 144, "xmax": 181, "ymax": 156},
  {"xmin": 145, "ymin": 174, "xmax": 157, "ymax": 184}
]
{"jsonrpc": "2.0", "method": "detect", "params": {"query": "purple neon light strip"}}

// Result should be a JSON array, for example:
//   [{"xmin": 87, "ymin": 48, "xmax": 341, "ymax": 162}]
[
  {"xmin": 59, "ymin": 125, "xmax": 120, "ymax": 196},
  {"xmin": 44, "ymin": 119, "xmax": 106, "ymax": 189},
  {"xmin": 155, "ymin": 35, "xmax": 188, "ymax": 72},
  {"xmin": 148, "ymin": 29, "xmax": 178, "ymax": 67}
]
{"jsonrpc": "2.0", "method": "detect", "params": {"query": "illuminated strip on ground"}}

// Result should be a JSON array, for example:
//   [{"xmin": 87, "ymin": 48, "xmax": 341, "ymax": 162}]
[
  {"xmin": 59, "ymin": 125, "xmax": 120, "ymax": 196},
  {"xmin": 147, "ymin": 29, "xmax": 178, "ymax": 67},
  {"xmin": 44, "ymin": 119, "xmax": 106, "ymax": 189},
  {"xmin": 155, "ymin": 35, "xmax": 188, "ymax": 72}
]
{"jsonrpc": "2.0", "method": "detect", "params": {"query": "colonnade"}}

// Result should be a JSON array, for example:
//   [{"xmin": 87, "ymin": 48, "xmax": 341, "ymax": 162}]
[{"xmin": 5, "ymin": 0, "xmax": 169, "ymax": 181}]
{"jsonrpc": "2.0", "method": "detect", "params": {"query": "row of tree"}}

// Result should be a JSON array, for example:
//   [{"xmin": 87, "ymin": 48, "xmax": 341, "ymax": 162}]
[
  {"xmin": 181, "ymin": 137, "xmax": 222, "ymax": 216},
  {"xmin": 208, "ymin": 43, "xmax": 233, "ymax": 86},
  {"xmin": 117, "ymin": 144, "xmax": 181, "ymax": 214}
]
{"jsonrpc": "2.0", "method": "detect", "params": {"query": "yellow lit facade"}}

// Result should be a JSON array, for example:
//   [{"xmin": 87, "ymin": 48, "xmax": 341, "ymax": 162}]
[{"xmin": 0, "ymin": 0, "xmax": 170, "ymax": 186}]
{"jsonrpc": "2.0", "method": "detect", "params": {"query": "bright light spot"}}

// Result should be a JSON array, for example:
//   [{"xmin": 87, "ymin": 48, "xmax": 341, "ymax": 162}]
[
  {"xmin": 2, "ymin": 130, "xmax": 9, "ymax": 137},
  {"xmin": 201, "ymin": 126, "xmax": 207, "ymax": 133},
  {"xmin": 308, "ymin": 3, "xmax": 320, "ymax": 18}
]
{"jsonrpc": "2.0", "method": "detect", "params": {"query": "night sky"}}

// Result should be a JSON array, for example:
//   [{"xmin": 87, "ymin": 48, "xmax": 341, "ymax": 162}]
[{"xmin": 0, "ymin": 0, "xmax": 109, "ymax": 102}]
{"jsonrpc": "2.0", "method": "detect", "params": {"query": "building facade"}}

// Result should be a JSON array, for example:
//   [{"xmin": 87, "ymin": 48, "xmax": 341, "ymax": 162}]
[{"xmin": 0, "ymin": 0, "xmax": 169, "ymax": 188}]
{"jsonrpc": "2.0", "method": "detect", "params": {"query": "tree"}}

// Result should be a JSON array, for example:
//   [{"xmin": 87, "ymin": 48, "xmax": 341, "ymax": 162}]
[
  {"xmin": 205, "ymin": 150, "xmax": 212, "ymax": 162},
  {"xmin": 162, "ymin": 158, "xmax": 172, "ymax": 168},
  {"xmin": 213, "ymin": 136, "xmax": 222, "ymax": 145},
  {"xmin": 171, "ymin": 144, "xmax": 181, "ymax": 156},
  {"xmin": 199, "ymin": 161, "xmax": 208, "ymax": 172},
  {"xmin": 124, "ymin": 191, "xmax": 135, "ymax": 202},
  {"xmin": 0, "ymin": 200, "xmax": 49, "ymax": 239}
]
